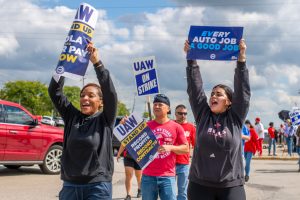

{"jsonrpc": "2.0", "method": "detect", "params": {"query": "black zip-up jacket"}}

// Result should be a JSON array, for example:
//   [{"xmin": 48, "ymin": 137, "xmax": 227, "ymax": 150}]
[
  {"xmin": 48, "ymin": 62, "xmax": 117, "ymax": 184},
  {"xmin": 187, "ymin": 60, "xmax": 250, "ymax": 188}
]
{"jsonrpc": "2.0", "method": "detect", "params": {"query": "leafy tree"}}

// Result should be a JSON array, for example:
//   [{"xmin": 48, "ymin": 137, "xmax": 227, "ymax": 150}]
[
  {"xmin": 50, "ymin": 85, "xmax": 81, "ymax": 117},
  {"xmin": 143, "ymin": 111, "xmax": 150, "ymax": 119},
  {"xmin": 143, "ymin": 111, "xmax": 153, "ymax": 120},
  {"xmin": 63, "ymin": 86, "xmax": 80, "ymax": 109},
  {"xmin": 117, "ymin": 101, "xmax": 130, "ymax": 116},
  {"xmin": 0, "ymin": 80, "xmax": 130, "ymax": 118},
  {"xmin": 0, "ymin": 81, "xmax": 52, "ymax": 115}
]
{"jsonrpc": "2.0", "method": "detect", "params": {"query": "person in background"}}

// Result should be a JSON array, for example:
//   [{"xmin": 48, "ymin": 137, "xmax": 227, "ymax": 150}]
[
  {"xmin": 184, "ymin": 39, "xmax": 249, "ymax": 200},
  {"xmin": 284, "ymin": 119, "xmax": 295, "ymax": 156},
  {"xmin": 274, "ymin": 128, "xmax": 279, "ymax": 144},
  {"xmin": 268, "ymin": 122, "xmax": 277, "ymax": 156},
  {"xmin": 296, "ymin": 125, "xmax": 300, "ymax": 172},
  {"xmin": 174, "ymin": 104, "xmax": 196, "ymax": 200},
  {"xmin": 278, "ymin": 124, "xmax": 285, "ymax": 146},
  {"xmin": 117, "ymin": 146, "xmax": 142, "ymax": 200},
  {"xmin": 241, "ymin": 124, "xmax": 250, "ymax": 167},
  {"xmin": 254, "ymin": 117, "xmax": 264, "ymax": 156},
  {"xmin": 142, "ymin": 94, "xmax": 189, "ymax": 200},
  {"xmin": 244, "ymin": 120, "xmax": 259, "ymax": 182},
  {"xmin": 48, "ymin": 42, "xmax": 117, "ymax": 200}
]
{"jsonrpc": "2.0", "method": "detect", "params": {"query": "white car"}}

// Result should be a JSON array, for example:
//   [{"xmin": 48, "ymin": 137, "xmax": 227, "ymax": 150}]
[
  {"xmin": 41, "ymin": 116, "xmax": 55, "ymax": 126},
  {"xmin": 54, "ymin": 117, "xmax": 64, "ymax": 126}
]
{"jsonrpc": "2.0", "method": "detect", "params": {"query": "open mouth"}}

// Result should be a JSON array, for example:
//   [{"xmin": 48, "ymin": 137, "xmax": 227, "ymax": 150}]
[
  {"xmin": 81, "ymin": 103, "xmax": 91, "ymax": 108},
  {"xmin": 211, "ymin": 100, "xmax": 218, "ymax": 106}
]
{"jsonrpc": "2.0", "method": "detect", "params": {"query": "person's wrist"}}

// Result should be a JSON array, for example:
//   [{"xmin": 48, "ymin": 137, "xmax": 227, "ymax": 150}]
[
  {"xmin": 91, "ymin": 59, "xmax": 100, "ymax": 64},
  {"xmin": 238, "ymin": 54, "xmax": 246, "ymax": 62},
  {"xmin": 93, "ymin": 60, "xmax": 104, "ymax": 68}
]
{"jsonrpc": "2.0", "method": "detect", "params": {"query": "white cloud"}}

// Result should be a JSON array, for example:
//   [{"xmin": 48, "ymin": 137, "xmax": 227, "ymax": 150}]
[
  {"xmin": 0, "ymin": 35, "xmax": 19, "ymax": 56},
  {"xmin": 0, "ymin": 0, "xmax": 299, "ymax": 127}
]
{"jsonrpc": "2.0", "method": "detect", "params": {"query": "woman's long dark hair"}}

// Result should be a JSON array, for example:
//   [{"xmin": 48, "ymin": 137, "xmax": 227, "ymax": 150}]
[
  {"xmin": 245, "ymin": 119, "xmax": 254, "ymax": 128},
  {"xmin": 213, "ymin": 84, "xmax": 233, "ymax": 102}
]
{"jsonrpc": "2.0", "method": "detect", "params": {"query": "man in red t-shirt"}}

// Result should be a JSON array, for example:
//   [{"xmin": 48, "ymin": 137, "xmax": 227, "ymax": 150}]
[
  {"xmin": 174, "ymin": 104, "xmax": 196, "ymax": 200},
  {"xmin": 142, "ymin": 94, "xmax": 188, "ymax": 200},
  {"xmin": 268, "ymin": 122, "xmax": 277, "ymax": 156}
]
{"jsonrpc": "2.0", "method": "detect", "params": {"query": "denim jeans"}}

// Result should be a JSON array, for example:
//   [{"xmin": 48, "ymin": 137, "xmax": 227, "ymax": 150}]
[
  {"xmin": 176, "ymin": 164, "xmax": 189, "ymax": 200},
  {"xmin": 268, "ymin": 138, "xmax": 276, "ymax": 155},
  {"xmin": 141, "ymin": 175, "xmax": 176, "ymax": 200},
  {"xmin": 286, "ymin": 137, "xmax": 293, "ymax": 156},
  {"xmin": 244, "ymin": 152, "xmax": 253, "ymax": 176},
  {"xmin": 59, "ymin": 181, "xmax": 112, "ymax": 200},
  {"xmin": 297, "ymin": 146, "xmax": 300, "ymax": 167}
]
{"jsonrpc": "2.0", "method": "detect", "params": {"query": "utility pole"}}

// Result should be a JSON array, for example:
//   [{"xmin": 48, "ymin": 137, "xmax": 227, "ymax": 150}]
[
  {"xmin": 82, "ymin": 75, "xmax": 87, "ymax": 87},
  {"xmin": 131, "ymin": 92, "xmax": 136, "ymax": 113},
  {"xmin": 147, "ymin": 96, "xmax": 152, "ymax": 121}
]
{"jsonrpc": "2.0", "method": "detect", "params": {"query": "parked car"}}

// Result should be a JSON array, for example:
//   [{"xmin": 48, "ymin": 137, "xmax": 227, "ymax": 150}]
[
  {"xmin": 41, "ymin": 116, "xmax": 55, "ymax": 126},
  {"xmin": 0, "ymin": 100, "xmax": 64, "ymax": 174},
  {"xmin": 54, "ymin": 116, "xmax": 64, "ymax": 127}
]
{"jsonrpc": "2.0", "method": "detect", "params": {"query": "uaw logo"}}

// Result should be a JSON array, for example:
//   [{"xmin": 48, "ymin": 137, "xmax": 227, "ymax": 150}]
[{"xmin": 56, "ymin": 66, "xmax": 65, "ymax": 74}]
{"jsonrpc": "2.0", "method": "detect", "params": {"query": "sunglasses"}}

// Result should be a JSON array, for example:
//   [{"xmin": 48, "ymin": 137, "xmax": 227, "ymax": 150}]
[{"xmin": 177, "ymin": 112, "xmax": 187, "ymax": 116}]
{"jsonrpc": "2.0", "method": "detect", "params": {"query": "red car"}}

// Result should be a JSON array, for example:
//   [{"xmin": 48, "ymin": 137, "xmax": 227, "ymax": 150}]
[{"xmin": 0, "ymin": 100, "xmax": 64, "ymax": 174}]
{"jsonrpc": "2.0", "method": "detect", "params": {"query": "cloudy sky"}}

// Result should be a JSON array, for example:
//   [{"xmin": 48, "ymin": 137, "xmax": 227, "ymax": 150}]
[{"xmin": 1, "ymin": 0, "xmax": 300, "ymax": 128}]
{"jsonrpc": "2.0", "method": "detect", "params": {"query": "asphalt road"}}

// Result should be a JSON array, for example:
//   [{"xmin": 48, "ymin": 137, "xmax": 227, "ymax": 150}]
[{"xmin": 0, "ymin": 158, "xmax": 299, "ymax": 200}]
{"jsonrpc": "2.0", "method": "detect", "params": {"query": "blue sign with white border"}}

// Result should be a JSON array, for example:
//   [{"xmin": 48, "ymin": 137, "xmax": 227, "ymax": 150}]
[
  {"xmin": 290, "ymin": 107, "xmax": 300, "ymax": 126},
  {"xmin": 187, "ymin": 26, "xmax": 243, "ymax": 61},
  {"xmin": 133, "ymin": 56, "xmax": 160, "ymax": 96}
]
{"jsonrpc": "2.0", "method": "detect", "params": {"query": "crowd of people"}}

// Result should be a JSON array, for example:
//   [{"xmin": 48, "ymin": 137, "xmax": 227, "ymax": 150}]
[
  {"xmin": 240, "ymin": 117, "xmax": 300, "ymax": 183},
  {"xmin": 48, "ymin": 39, "xmax": 300, "ymax": 200}
]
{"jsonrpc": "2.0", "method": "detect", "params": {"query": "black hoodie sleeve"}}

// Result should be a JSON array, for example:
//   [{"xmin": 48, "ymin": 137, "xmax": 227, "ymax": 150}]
[
  {"xmin": 186, "ymin": 60, "xmax": 209, "ymax": 122},
  {"xmin": 94, "ymin": 62, "xmax": 118, "ymax": 128},
  {"xmin": 48, "ymin": 76, "xmax": 78, "ymax": 122},
  {"xmin": 231, "ymin": 61, "xmax": 251, "ymax": 123}
]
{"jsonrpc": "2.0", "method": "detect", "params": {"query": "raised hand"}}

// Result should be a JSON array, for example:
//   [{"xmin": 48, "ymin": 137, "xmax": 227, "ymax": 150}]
[
  {"xmin": 238, "ymin": 39, "xmax": 247, "ymax": 62},
  {"xmin": 86, "ymin": 41, "xmax": 100, "ymax": 64},
  {"xmin": 183, "ymin": 40, "xmax": 190, "ymax": 54}
]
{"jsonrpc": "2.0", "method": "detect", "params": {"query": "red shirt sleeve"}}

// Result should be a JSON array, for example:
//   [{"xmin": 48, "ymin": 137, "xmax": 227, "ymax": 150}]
[
  {"xmin": 190, "ymin": 124, "xmax": 196, "ymax": 147},
  {"xmin": 176, "ymin": 124, "xmax": 188, "ymax": 145}
]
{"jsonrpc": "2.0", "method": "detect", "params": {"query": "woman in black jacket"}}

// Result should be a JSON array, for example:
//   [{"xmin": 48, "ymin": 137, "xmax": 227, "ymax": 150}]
[
  {"xmin": 48, "ymin": 42, "xmax": 117, "ymax": 200},
  {"xmin": 184, "ymin": 39, "xmax": 250, "ymax": 200}
]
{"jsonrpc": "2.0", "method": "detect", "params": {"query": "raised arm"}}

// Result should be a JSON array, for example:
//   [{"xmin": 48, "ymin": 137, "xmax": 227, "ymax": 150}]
[
  {"xmin": 87, "ymin": 43, "xmax": 118, "ymax": 127},
  {"xmin": 231, "ymin": 39, "xmax": 251, "ymax": 122},
  {"xmin": 48, "ymin": 76, "xmax": 76, "ymax": 120},
  {"xmin": 184, "ymin": 40, "xmax": 209, "ymax": 122}
]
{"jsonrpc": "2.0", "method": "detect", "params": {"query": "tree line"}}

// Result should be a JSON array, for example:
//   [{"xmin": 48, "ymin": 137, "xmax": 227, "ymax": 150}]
[{"xmin": 0, "ymin": 80, "xmax": 130, "ymax": 117}]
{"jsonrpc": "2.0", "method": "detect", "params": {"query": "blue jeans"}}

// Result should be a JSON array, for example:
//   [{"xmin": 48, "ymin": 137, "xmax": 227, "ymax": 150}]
[
  {"xmin": 268, "ymin": 138, "xmax": 276, "ymax": 155},
  {"xmin": 244, "ymin": 152, "xmax": 253, "ymax": 176},
  {"xmin": 59, "ymin": 181, "xmax": 112, "ymax": 200},
  {"xmin": 297, "ymin": 146, "xmax": 300, "ymax": 167},
  {"xmin": 286, "ymin": 137, "xmax": 293, "ymax": 156},
  {"xmin": 141, "ymin": 175, "xmax": 176, "ymax": 200},
  {"xmin": 176, "ymin": 164, "xmax": 189, "ymax": 200}
]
